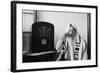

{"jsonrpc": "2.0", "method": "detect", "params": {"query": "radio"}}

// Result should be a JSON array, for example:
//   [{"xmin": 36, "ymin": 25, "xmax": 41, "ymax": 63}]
[{"xmin": 32, "ymin": 21, "xmax": 55, "ymax": 53}]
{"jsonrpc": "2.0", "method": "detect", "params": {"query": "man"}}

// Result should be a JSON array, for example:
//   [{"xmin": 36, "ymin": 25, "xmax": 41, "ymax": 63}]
[{"xmin": 56, "ymin": 24, "xmax": 88, "ymax": 61}]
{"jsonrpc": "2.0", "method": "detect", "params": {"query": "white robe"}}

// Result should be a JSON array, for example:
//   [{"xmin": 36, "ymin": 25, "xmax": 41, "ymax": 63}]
[{"xmin": 56, "ymin": 35, "xmax": 88, "ymax": 61}]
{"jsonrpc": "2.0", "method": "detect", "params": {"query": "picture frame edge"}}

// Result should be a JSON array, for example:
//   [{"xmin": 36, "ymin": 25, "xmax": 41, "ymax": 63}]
[{"xmin": 11, "ymin": 1, "xmax": 98, "ymax": 72}]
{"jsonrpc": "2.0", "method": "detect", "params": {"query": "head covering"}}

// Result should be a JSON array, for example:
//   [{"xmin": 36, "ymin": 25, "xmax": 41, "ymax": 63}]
[{"xmin": 65, "ymin": 24, "xmax": 77, "ymax": 33}]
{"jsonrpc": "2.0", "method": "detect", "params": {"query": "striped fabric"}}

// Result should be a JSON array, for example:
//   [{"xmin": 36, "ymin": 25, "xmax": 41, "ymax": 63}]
[{"xmin": 56, "ymin": 35, "xmax": 87, "ymax": 61}]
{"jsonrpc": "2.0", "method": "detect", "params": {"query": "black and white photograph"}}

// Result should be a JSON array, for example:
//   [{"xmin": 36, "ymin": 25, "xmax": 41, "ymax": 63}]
[
  {"xmin": 22, "ymin": 10, "xmax": 90, "ymax": 62},
  {"xmin": 11, "ymin": 1, "xmax": 97, "ymax": 72}
]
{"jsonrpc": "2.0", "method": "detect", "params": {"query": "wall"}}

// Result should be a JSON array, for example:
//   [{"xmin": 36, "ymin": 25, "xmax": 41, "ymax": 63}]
[
  {"xmin": 22, "ymin": 10, "xmax": 35, "ymax": 51},
  {"xmin": 0, "ymin": 0, "xmax": 99, "ymax": 73}
]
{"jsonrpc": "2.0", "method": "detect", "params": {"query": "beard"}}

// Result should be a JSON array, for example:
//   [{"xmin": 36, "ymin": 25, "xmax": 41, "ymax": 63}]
[{"xmin": 65, "ymin": 29, "xmax": 77, "ymax": 38}]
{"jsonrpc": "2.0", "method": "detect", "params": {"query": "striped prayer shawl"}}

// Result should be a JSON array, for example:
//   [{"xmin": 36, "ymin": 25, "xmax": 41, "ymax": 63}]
[{"xmin": 56, "ymin": 35, "xmax": 87, "ymax": 61}]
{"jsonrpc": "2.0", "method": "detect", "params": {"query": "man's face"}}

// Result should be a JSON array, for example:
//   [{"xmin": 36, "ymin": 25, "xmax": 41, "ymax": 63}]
[
  {"xmin": 65, "ymin": 25, "xmax": 77, "ymax": 37},
  {"xmin": 68, "ymin": 26, "xmax": 73, "ymax": 36}
]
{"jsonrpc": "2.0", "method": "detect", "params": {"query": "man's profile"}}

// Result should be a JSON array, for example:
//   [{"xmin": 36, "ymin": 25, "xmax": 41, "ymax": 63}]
[{"xmin": 56, "ymin": 24, "xmax": 88, "ymax": 61}]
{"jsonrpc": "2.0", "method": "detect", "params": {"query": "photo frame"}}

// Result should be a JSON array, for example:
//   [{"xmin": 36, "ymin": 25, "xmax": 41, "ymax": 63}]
[{"xmin": 11, "ymin": 1, "xmax": 98, "ymax": 72}]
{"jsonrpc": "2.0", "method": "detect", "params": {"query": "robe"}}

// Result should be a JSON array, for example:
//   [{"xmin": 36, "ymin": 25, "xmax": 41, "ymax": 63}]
[{"xmin": 56, "ymin": 35, "xmax": 88, "ymax": 61}]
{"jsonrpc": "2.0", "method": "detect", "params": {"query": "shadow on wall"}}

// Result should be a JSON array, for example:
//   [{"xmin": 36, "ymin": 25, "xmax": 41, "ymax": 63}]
[{"xmin": 23, "ymin": 32, "xmax": 32, "ymax": 51}]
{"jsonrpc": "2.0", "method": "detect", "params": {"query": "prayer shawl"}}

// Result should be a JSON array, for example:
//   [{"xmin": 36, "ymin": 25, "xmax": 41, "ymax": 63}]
[
  {"xmin": 56, "ymin": 24, "xmax": 87, "ymax": 61},
  {"xmin": 56, "ymin": 35, "xmax": 87, "ymax": 61}
]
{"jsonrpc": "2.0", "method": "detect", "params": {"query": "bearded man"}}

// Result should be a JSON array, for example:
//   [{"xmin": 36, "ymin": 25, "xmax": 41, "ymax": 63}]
[{"xmin": 56, "ymin": 24, "xmax": 88, "ymax": 61}]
